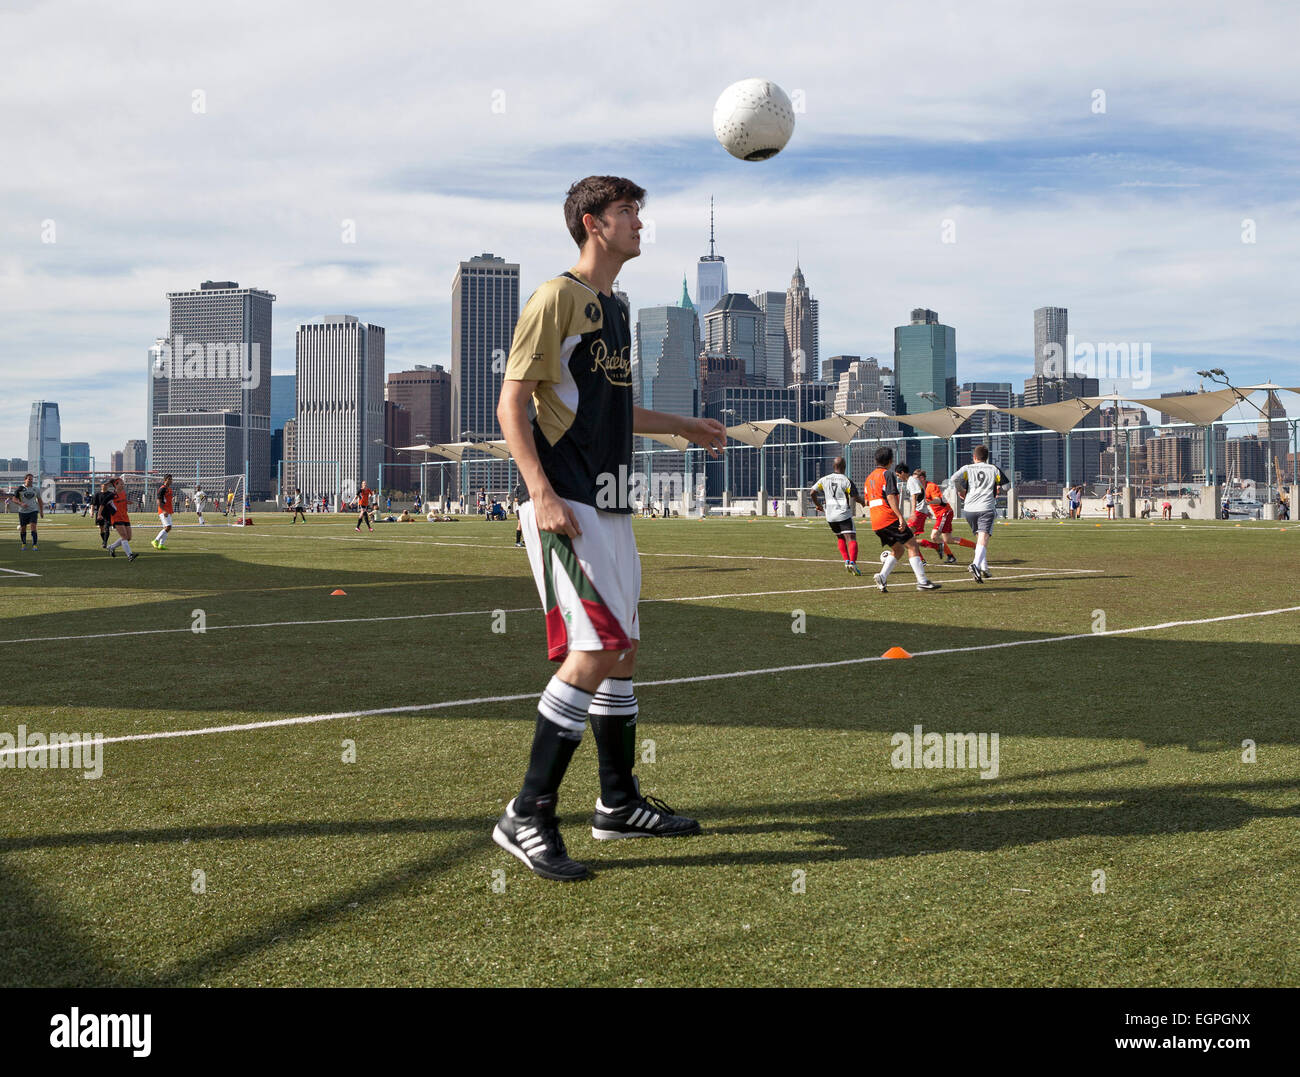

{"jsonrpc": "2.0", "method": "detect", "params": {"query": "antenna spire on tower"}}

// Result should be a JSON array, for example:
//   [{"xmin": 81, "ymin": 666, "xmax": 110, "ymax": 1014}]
[{"xmin": 708, "ymin": 196, "xmax": 716, "ymax": 257}]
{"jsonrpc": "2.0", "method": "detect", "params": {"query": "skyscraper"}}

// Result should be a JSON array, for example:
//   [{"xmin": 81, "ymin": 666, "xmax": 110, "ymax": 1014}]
[
  {"xmin": 124, "ymin": 439, "xmax": 147, "ymax": 473},
  {"xmin": 27, "ymin": 401, "xmax": 60, "ymax": 477},
  {"xmin": 695, "ymin": 199, "xmax": 728, "ymax": 332},
  {"xmin": 703, "ymin": 294, "xmax": 764, "ymax": 383},
  {"xmin": 750, "ymin": 291, "xmax": 789, "ymax": 387},
  {"xmin": 957, "ymin": 382, "xmax": 1014, "ymax": 473},
  {"xmin": 155, "ymin": 281, "xmax": 275, "ymax": 495},
  {"xmin": 894, "ymin": 308, "xmax": 956, "ymax": 478},
  {"xmin": 822, "ymin": 355, "xmax": 859, "ymax": 384},
  {"xmin": 831, "ymin": 359, "xmax": 899, "ymax": 479},
  {"xmin": 386, "ymin": 366, "xmax": 453, "ymax": 447},
  {"xmin": 784, "ymin": 264, "xmax": 818, "ymax": 383},
  {"xmin": 147, "ymin": 337, "xmax": 168, "ymax": 473},
  {"xmin": 1259, "ymin": 389, "xmax": 1288, "ymax": 482},
  {"xmin": 634, "ymin": 304, "xmax": 700, "ymax": 418},
  {"xmin": 60, "ymin": 442, "xmax": 90, "ymax": 476},
  {"xmin": 451, "ymin": 253, "xmax": 520, "ymax": 492},
  {"xmin": 294, "ymin": 315, "xmax": 385, "ymax": 501},
  {"xmin": 1034, "ymin": 306, "xmax": 1069, "ymax": 377}
]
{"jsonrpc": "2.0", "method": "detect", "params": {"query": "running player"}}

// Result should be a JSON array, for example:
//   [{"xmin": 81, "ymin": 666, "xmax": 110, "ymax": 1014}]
[
  {"xmin": 153, "ymin": 475, "xmax": 174, "ymax": 549},
  {"xmin": 916, "ymin": 469, "xmax": 977, "ymax": 563},
  {"xmin": 954, "ymin": 444, "xmax": 1010, "ymax": 582},
  {"xmin": 193, "ymin": 484, "xmax": 207, "ymax": 525},
  {"xmin": 288, "ymin": 487, "xmax": 308, "ymax": 523},
  {"xmin": 90, "ymin": 480, "xmax": 114, "ymax": 547},
  {"xmin": 893, "ymin": 462, "xmax": 943, "ymax": 559},
  {"xmin": 492, "ymin": 175, "xmax": 726, "ymax": 881},
  {"xmin": 354, "ymin": 481, "xmax": 375, "ymax": 532},
  {"xmin": 810, "ymin": 456, "xmax": 865, "ymax": 575},
  {"xmin": 865, "ymin": 448, "xmax": 940, "ymax": 593},
  {"xmin": 105, "ymin": 477, "xmax": 139, "ymax": 561},
  {"xmin": 10, "ymin": 474, "xmax": 43, "ymax": 550}
]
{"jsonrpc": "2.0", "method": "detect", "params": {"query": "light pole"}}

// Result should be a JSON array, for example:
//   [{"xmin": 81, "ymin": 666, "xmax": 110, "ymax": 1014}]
[
  {"xmin": 720, "ymin": 408, "xmax": 735, "ymax": 509},
  {"xmin": 1201, "ymin": 367, "xmax": 1273, "ymax": 514}
]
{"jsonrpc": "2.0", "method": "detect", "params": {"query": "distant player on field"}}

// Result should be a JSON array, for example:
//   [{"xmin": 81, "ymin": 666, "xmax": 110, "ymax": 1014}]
[
  {"xmin": 492, "ymin": 175, "xmax": 727, "ymax": 882},
  {"xmin": 90, "ymin": 480, "xmax": 114, "ymax": 547},
  {"xmin": 153, "ymin": 475, "xmax": 174, "ymax": 549},
  {"xmin": 865, "ymin": 448, "xmax": 940, "ymax": 593},
  {"xmin": 287, "ymin": 487, "xmax": 308, "ymax": 523},
  {"xmin": 954, "ymin": 444, "xmax": 1010, "ymax": 582},
  {"xmin": 193, "ymin": 484, "xmax": 207, "ymax": 525},
  {"xmin": 354, "ymin": 482, "xmax": 375, "ymax": 532},
  {"xmin": 105, "ymin": 477, "xmax": 139, "ymax": 561},
  {"xmin": 10, "ymin": 474, "xmax": 43, "ymax": 551},
  {"xmin": 810, "ymin": 456, "xmax": 866, "ymax": 576}
]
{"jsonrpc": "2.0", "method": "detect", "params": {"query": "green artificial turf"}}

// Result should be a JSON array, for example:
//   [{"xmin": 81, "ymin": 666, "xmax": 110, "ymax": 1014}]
[{"xmin": 0, "ymin": 512, "xmax": 1296, "ymax": 986}]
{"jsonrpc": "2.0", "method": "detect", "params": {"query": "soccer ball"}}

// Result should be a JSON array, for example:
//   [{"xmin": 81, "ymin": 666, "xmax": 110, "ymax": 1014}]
[{"xmin": 713, "ymin": 79, "xmax": 795, "ymax": 161}]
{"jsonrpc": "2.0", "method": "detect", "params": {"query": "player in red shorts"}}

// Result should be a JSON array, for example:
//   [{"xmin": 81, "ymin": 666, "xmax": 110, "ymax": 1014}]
[{"xmin": 917, "ymin": 469, "xmax": 977, "ymax": 564}]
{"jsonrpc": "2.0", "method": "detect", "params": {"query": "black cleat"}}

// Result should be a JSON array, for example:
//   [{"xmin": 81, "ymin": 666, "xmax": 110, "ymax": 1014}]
[
  {"xmin": 592, "ymin": 783, "xmax": 700, "ymax": 840},
  {"xmin": 915, "ymin": 579, "xmax": 941, "ymax": 591},
  {"xmin": 492, "ymin": 798, "xmax": 589, "ymax": 881},
  {"xmin": 872, "ymin": 571, "xmax": 888, "ymax": 593},
  {"xmin": 945, "ymin": 554, "xmax": 957, "ymax": 564},
  {"xmin": 968, "ymin": 563, "xmax": 983, "ymax": 583},
  {"xmin": 127, "ymin": 552, "xmax": 139, "ymax": 562},
  {"xmin": 109, "ymin": 548, "xmax": 117, "ymax": 557}
]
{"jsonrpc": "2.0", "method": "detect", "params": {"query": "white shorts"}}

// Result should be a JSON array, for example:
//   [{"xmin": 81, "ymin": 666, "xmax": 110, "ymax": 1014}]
[
  {"xmin": 158, "ymin": 513, "xmax": 172, "ymax": 527},
  {"xmin": 518, "ymin": 498, "xmax": 640, "ymax": 662}
]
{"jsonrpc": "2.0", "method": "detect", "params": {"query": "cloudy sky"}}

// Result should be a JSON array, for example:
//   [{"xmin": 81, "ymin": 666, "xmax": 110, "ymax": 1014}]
[{"xmin": 3, "ymin": 0, "xmax": 1298, "ymax": 463}]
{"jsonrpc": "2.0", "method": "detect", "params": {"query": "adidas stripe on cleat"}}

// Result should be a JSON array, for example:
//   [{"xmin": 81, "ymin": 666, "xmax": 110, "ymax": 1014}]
[
  {"xmin": 592, "ymin": 790, "xmax": 700, "ymax": 840},
  {"xmin": 492, "ymin": 798, "xmax": 589, "ymax": 881}
]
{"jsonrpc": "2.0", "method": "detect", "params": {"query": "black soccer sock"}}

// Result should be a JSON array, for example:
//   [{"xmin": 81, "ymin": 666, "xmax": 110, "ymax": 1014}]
[
  {"xmin": 516, "ymin": 676, "xmax": 592, "ymax": 815},
  {"xmin": 589, "ymin": 677, "xmax": 638, "ymax": 808}
]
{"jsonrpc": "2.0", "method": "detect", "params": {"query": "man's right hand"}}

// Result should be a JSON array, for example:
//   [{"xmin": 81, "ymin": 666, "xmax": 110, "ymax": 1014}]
[{"xmin": 531, "ymin": 488, "xmax": 581, "ymax": 538}]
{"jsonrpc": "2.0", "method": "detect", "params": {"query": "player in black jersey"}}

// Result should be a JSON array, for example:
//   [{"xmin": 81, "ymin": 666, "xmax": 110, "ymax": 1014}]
[
  {"xmin": 491, "ymin": 176, "xmax": 726, "ymax": 882},
  {"xmin": 90, "ymin": 481, "xmax": 115, "ymax": 547}
]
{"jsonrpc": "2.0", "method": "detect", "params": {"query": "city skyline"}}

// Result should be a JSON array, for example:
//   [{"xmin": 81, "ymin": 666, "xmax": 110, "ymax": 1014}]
[{"xmin": 4, "ymin": 4, "xmax": 1298, "ymax": 461}]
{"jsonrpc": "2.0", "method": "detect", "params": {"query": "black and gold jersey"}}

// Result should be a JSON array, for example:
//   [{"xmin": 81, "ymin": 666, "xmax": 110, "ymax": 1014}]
[{"xmin": 504, "ymin": 270, "xmax": 634, "ymax": 514}]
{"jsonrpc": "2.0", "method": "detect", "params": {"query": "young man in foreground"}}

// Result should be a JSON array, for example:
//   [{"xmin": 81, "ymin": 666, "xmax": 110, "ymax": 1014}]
[{"xmin": 493, "ymin": 175, "xmax": 726, "ymax": 882}]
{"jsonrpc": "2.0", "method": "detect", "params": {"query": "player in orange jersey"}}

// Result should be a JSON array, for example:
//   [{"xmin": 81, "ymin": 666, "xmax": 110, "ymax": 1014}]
[
  {"xmin": 354, "ymin": 481, "xmax": 375, "ymax": 532},
  {"xmin": 864, "ymin": 447, "xmax": 940, "ymax": 593},
  {"xmin": 152, "ymin": 475, "xmax": 175, "ymax": 549},
  {"xmin": 915, "ymin": 469, "xmax": 977, "ymax": 564},
  {"xmin": 105, "ymin": 477, "xmax": 139, "ymax": 561}
]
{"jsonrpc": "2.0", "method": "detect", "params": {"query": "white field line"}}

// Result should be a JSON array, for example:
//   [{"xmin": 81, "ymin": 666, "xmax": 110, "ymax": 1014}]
[
  {"xmin": 0, "ymin": 567, "xmax": 41, "ymax": 578},
  {"xmin": 3, "ymin": 603, "xmax": 1296, "ymax": 759},
  {"xmin": 176, "ymin": 523, "xmax": 1125, "ymax": 565},
  {"xmin": 0, "ymin": 569, "xmax": 1102, "ymax": 646}
]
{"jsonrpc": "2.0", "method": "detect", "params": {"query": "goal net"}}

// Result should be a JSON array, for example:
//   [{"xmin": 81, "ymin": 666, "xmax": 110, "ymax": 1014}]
[{"xmin": 176, "ymin": 475, "xmax": 247, "ymax": 525}]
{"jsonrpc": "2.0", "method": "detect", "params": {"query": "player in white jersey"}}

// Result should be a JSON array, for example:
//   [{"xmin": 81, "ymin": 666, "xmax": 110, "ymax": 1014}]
[
  {"xmin": 810, "ymin": 456, "xmax": 866, "ymax": 575},
  {"xmin": 953, "ymin": 444, "xmax": 1010, "ymax": 582},
  {"xmin": 193, "ymin": 484, "xmax": 207, "ymax": 525}
]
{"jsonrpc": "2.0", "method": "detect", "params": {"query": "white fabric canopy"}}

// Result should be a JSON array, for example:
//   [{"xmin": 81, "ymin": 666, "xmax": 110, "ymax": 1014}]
[
  {"xmin": 643, "ymin": 433, "xmax": 692, "ymax": 450},
  {"xmin": 725, "ymin": 417, "xmax": 798, "ymax": 448},
  {"xmin": 1126, "ymin": 387, "xmax": 1239, "ymax": 426},
  {"xmin": 900, "ymin": 403, "xmax": 1003, "ymax": 440},
  {"xmin": 1004, "ymin": 397, "xmax": 1101, "ymax": 434},
  {"xmin": 424, "ymin": 441, "xmax": 511, "ymax": 461}
]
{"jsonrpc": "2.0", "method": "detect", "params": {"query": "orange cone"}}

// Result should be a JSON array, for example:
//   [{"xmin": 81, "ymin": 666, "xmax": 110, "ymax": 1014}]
[
  {"xmin": 882, "ymin": 646, "xmax": 912, "ymax": 659},
  {"xmin": 330, "ymin": 589, "xmax": 347, "ymax": 596}
]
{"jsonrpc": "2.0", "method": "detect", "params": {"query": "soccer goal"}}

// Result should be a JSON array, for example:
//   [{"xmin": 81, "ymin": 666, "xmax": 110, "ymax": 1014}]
[{"xmin": 176, "ymin": 475, "xmax": 248, "ymax": 525}]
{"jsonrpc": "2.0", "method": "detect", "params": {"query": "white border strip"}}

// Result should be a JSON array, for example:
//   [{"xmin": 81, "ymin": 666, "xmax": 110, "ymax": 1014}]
[{"xmin": 3, "ymin": 603, "xmax": 1295, "ymax": 759}]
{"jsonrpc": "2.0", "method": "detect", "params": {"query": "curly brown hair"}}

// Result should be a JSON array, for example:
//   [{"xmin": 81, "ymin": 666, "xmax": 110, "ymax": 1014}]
[{"xmin": 563, "ymin": 176, "xmax": 646, "ymax": 248}]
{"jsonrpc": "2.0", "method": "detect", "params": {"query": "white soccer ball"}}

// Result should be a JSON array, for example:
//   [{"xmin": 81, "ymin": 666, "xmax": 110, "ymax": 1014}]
[
  {"xmin": 880, "ymin": 550, "xmax": 891, "ymax": 563},
  {"xmin": 713, "ymin": 78, "xmax": 795, "ymax": 161}
]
